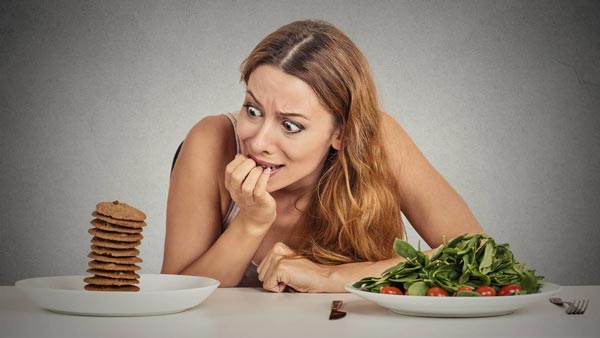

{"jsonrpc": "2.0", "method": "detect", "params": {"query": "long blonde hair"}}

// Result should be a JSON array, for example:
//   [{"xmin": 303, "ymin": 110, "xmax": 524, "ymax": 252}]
[{"xmin": 240, "ymin": 20, "xmax": 404, "ymax": 264}]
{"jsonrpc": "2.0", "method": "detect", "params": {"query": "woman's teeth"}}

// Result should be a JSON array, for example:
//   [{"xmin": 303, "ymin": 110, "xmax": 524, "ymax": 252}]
[{"xmin": 259, "ymin": 165, "xmax": 281, "ymax": 170}]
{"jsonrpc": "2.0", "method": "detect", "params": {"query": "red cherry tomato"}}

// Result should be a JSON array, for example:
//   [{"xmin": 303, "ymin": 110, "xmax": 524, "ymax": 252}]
[
  {"xmin": 426, "ymin": 286, "xmax": 449, "ymax": 297},
  {"xmin": 475, "ymin": 286, "xmax": 497, "ymax": 296},
  {"xmin": 454, "ymin": 285, "xmax": 474, "ymax": 295},
  {"xmin": 380, "ymin": 286, "xmax": 403, "ymax": 295},
  {"xmin": 498, "ymin": 284, "xmax": 522, "ymax": 296},
  {"xmin": 456, "ymin": 285, "xmax": 474, "ymax": 292}
]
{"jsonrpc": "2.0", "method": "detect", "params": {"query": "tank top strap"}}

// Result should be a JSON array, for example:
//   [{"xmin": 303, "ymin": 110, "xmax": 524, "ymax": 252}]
[
  {"xmin": 221, "ymin": 112, "xmax": 241, "ymax": 230},
  {"xmin": 224, "ymin": 112, "xmax": 241, "ymax": 154}
]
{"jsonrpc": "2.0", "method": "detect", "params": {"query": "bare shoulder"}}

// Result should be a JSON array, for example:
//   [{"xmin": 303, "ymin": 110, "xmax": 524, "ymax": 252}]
[
  {"xmin": 379, "ymin": 111, "xmax": 437, "ymax": 189},
  {"xmin": 170, "ymin": 113, "xmax": 237, "ymax": 208},
  {"xmin": 183, "ymin": 114, "xmax": 237, "ymax": 162},
  {"xmin": 380, "ymin": 112, "xmax": 416, "ymax": 168}
]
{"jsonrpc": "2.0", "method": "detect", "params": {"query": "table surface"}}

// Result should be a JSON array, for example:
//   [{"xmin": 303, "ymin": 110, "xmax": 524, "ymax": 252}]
[{"xmin": 1, "ymin": 285, "xmax": 598, "ymax": 338}]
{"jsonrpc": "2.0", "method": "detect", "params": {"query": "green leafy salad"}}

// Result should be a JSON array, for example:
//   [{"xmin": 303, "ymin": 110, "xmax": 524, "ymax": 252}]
[{"xmin": 353, "ymin": 233, "xmax": 543, "ymax": 297}]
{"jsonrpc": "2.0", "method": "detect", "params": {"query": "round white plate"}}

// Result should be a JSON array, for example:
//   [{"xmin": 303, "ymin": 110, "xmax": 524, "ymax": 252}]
[
  {"xmin": 16, "ymin": 274, "xmax": 219, "ymax": 316},
  {"xmin": 346, "ymin": 282, "xmax": 561, "ymax": 317}
]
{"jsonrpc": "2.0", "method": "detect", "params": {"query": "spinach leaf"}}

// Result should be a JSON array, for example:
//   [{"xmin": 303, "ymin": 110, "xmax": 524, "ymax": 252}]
[{"xmin": 393, "ymin": 238, "xmax": 417, "ymax": 259}]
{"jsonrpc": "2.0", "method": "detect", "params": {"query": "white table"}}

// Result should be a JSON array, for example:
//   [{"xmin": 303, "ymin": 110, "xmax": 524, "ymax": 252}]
[{"xmin": 1, "ymin": 285, "xmax": 598, "ymax": 338}]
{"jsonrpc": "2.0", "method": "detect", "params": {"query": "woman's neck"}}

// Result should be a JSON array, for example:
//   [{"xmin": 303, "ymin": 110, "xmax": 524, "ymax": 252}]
[{"xmin": 272, "ymin": 189, "xmax": 310, "ymax": 215}]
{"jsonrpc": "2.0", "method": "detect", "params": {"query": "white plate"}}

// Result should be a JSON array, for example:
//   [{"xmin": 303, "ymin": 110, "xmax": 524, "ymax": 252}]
[
  {"xmin": 346, "ymin": 282, "xmax": 561, "ymax": 317},
  {"xmin": 16, "ymin": 274, "xmax": 219, "ymax": 316}
]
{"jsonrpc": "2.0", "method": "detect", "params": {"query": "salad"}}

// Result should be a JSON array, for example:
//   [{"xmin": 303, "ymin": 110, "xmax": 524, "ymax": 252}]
[{"xmin": 353, "ymin": 233, "xmax": 543, "ymax": 297}]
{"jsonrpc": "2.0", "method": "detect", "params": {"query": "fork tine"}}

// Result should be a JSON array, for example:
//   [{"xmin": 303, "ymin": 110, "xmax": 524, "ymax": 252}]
[
  {"xmin": 570, "ymin": 299, "xmax": 588, "ymax": 315},
  {"xmin": 567, "ymin": 301, "xmax": 577, "ymax": 314}
]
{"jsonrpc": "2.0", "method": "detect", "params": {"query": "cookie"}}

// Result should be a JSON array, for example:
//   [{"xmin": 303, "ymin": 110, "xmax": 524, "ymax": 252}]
[
  {"xmin": 90, "ymin": 237, "xmax": 140, "ymax": 249},
  {"xmin": 90, "ymin": 219, "xmax": 143, "ymax": 234},
  {"xmin": 92, "ymin": 212, "xmax": 146, "ymax": 229},
  {"xmin": 90, "ymin": 245, "xmax": 139, "ymax": 257},
  {"xmin": 84, "ymin": 276, "xmax": 140, "ymax": 286},
  {"xmin": 88, "ymin": 252, "xmax": 142, "ymax": 264},
  {"xmin": 86, "ymin": 268, "xmax": 140, "ymax": 280},
  {"xmin": 88, "ymin": 260, "xmax": 141, "ymax": 271},
  {"xmin": 88, "ymin": 228, "xmax": 143, "ymax": 242},
  {"xmin": 91, "ymin": 237, "xmax": 141, "ymax": 249},
  {"xmin": 96, "ymin": 201, "xmax": 146, "ymax": 221},
  {"xmin": 84, "ymin": 284, "xmax": 140, "ymax": 292}
]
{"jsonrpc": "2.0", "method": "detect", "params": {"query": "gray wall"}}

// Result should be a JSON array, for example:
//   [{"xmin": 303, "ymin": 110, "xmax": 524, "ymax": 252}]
[{"xmin": 1, "ymin": 0, "xmax": 599, "ymax": 286}]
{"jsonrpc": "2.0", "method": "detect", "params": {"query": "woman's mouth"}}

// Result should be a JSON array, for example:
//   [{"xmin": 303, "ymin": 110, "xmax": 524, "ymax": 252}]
[
  {"xmin": 257, "ymin": 163, "xmax": 284, "ymax": 177},
  {"xmin": 252, "ymin": 158, "xmax": 284, "ymax": 176},
  {"xmin": 250, "ymin": 156, "xmax": 284, "ymax": 177}
]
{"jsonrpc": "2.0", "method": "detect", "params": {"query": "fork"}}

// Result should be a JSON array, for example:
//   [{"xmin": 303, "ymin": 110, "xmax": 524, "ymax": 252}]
[{"xmin": 549, "ymin": 298, "xmax": 589, "ymax": 314}]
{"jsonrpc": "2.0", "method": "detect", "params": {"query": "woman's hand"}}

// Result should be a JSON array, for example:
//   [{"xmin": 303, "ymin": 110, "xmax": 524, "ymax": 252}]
[
  {"xmin": 257, "ymin": 242, "xmax": 332, "ymax": 293},
  {"xmin": 225, "ymin": 154, "xmax": 276, "ymax": 228}
]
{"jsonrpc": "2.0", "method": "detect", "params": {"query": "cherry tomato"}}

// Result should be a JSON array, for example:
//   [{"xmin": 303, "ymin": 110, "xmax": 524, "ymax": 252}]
[
  {"xmin": 426, "ymin": 286, "xmax": 449, "ymax": 297},
  {"xmin": 454, "ymin": 285, "xmax": 474, "ymax": 295},
  {"xmin": 380, "ymin": 286, "xmax": 403, "ymax": 295},
  {"xmin": 475, "ymin": 286, "xmax": 497, "ymax": 296},
  {"xmin": 498, "ymin": 284, "xmax": 522, "ymax": 296}
]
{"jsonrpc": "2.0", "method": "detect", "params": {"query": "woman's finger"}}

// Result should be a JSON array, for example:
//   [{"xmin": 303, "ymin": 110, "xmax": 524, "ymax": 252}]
[
  {"xmin": 253, "ymin": 167, "xmax": 271, "ymax": 199},
  {"xmin": 263, "ymin": 271, "xmax": 289, "ymax": 293},
  {"xmin": 224, "ymin": 154, "xmax": 247, "ymax": 191},
  {"xmin": 258, "ymin": 243, "xmax": 293, "ymax": 281},
  {"xmin": 257, "ymin": 245, "xmax": 283, "ymax": 280},
  {"xmin": 257, "ymin": 249, "xmax": 277, "ymax": 281},
  {"xmin": 228, "ymin": 158, "xmax": 257, "ymax": 195},
  {"xmin": 260, "ymin": 258, "xmax": 287, "ymax": 292},
  {"xmin": 240, "ymin": 166, "xmax": 264, "ymax": 200}
]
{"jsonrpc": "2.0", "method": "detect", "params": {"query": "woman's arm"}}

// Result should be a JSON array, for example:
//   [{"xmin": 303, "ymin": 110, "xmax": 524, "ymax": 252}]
[
  {"xmin": 380, "ymin": 112, "xmax": 484, "ymax": 248},
  {"xmin": 161, "ymin": 115, "xmax": 273, "ymax": 286},
  {"xmin": 256, "ymin": 242, "xmax": 437, "ymax": 292}
]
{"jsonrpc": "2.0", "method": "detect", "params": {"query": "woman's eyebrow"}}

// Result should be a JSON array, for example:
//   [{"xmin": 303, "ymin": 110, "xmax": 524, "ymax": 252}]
[
  {"xmin": 246, "ymin": 90, "xmax": 310, "ymax": 121},
  {"xmin": 246, "ymin": 90, "xmax": 264, "ymax": 109},
  {"xmin": 278, "ymin": 112, "xmax": 309, "ymax": 121}
]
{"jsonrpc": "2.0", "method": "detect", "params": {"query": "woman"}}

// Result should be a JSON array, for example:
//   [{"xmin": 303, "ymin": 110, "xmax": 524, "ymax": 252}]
[{"xmin": 161, "ymin": 20, "xmax": 483, "ymax": 292}]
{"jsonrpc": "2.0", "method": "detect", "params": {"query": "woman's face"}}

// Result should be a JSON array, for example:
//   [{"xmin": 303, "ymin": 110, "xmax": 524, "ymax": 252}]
[{"xmin": 237, "ymin": 65, "xmax": 341, "ymax": 194}]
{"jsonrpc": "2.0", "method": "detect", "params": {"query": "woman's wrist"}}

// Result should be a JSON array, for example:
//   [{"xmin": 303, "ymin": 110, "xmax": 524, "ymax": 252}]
[
  {"xmin": 321, "ymin": 263, "xmax": 358, "ymax": 293},
  {"xmin": 235, "ymin": 212, "xmax": 274, "ymax": 237},
  {"xmin": 324, "ymin": 257, "xmax": 406, "ymax": 293}
]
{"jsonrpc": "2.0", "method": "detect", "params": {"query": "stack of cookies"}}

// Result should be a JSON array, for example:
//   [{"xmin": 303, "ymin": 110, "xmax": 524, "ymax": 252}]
[{"xmin": 84, "ymin": 200, "xmax": 147, "ymax": 292}]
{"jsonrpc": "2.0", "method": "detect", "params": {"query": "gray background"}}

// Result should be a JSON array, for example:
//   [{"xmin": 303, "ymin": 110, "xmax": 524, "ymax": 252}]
[{"xmin": 1, "ymin": 0, "xmax": 599, "ymax": 286}]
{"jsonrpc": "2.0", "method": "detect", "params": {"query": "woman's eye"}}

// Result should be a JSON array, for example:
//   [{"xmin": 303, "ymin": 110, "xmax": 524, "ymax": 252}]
[
  {"xmin": 282, "ymin": 120, "xmax": 303, "ymax": 134},
  {"xmin": 245, "ymin": 105, "xmax": 262, "ymax": 117}
]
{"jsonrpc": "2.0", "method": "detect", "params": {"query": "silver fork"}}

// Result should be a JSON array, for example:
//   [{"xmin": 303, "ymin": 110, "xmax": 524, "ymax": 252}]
[{"xmin": 549, "ymin": 298, "xmax": 590, "ymax": 314}]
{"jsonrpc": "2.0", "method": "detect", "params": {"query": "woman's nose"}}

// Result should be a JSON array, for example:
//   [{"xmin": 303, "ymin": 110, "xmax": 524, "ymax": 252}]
[{"xmin": 249, "ymin": 122, "xmax": 276, "ymax": 154}]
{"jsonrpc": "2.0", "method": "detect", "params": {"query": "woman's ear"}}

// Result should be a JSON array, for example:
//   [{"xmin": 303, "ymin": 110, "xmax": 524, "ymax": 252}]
[{"xmin": 331, "ymin": 126, "xmax": 342, "ymax": 151}]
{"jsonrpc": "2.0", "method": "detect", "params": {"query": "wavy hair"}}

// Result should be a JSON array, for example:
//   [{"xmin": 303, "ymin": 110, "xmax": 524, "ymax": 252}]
[{"xmin": 240, "ymin": 20, "xmax": 404, "ymax": 264}]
